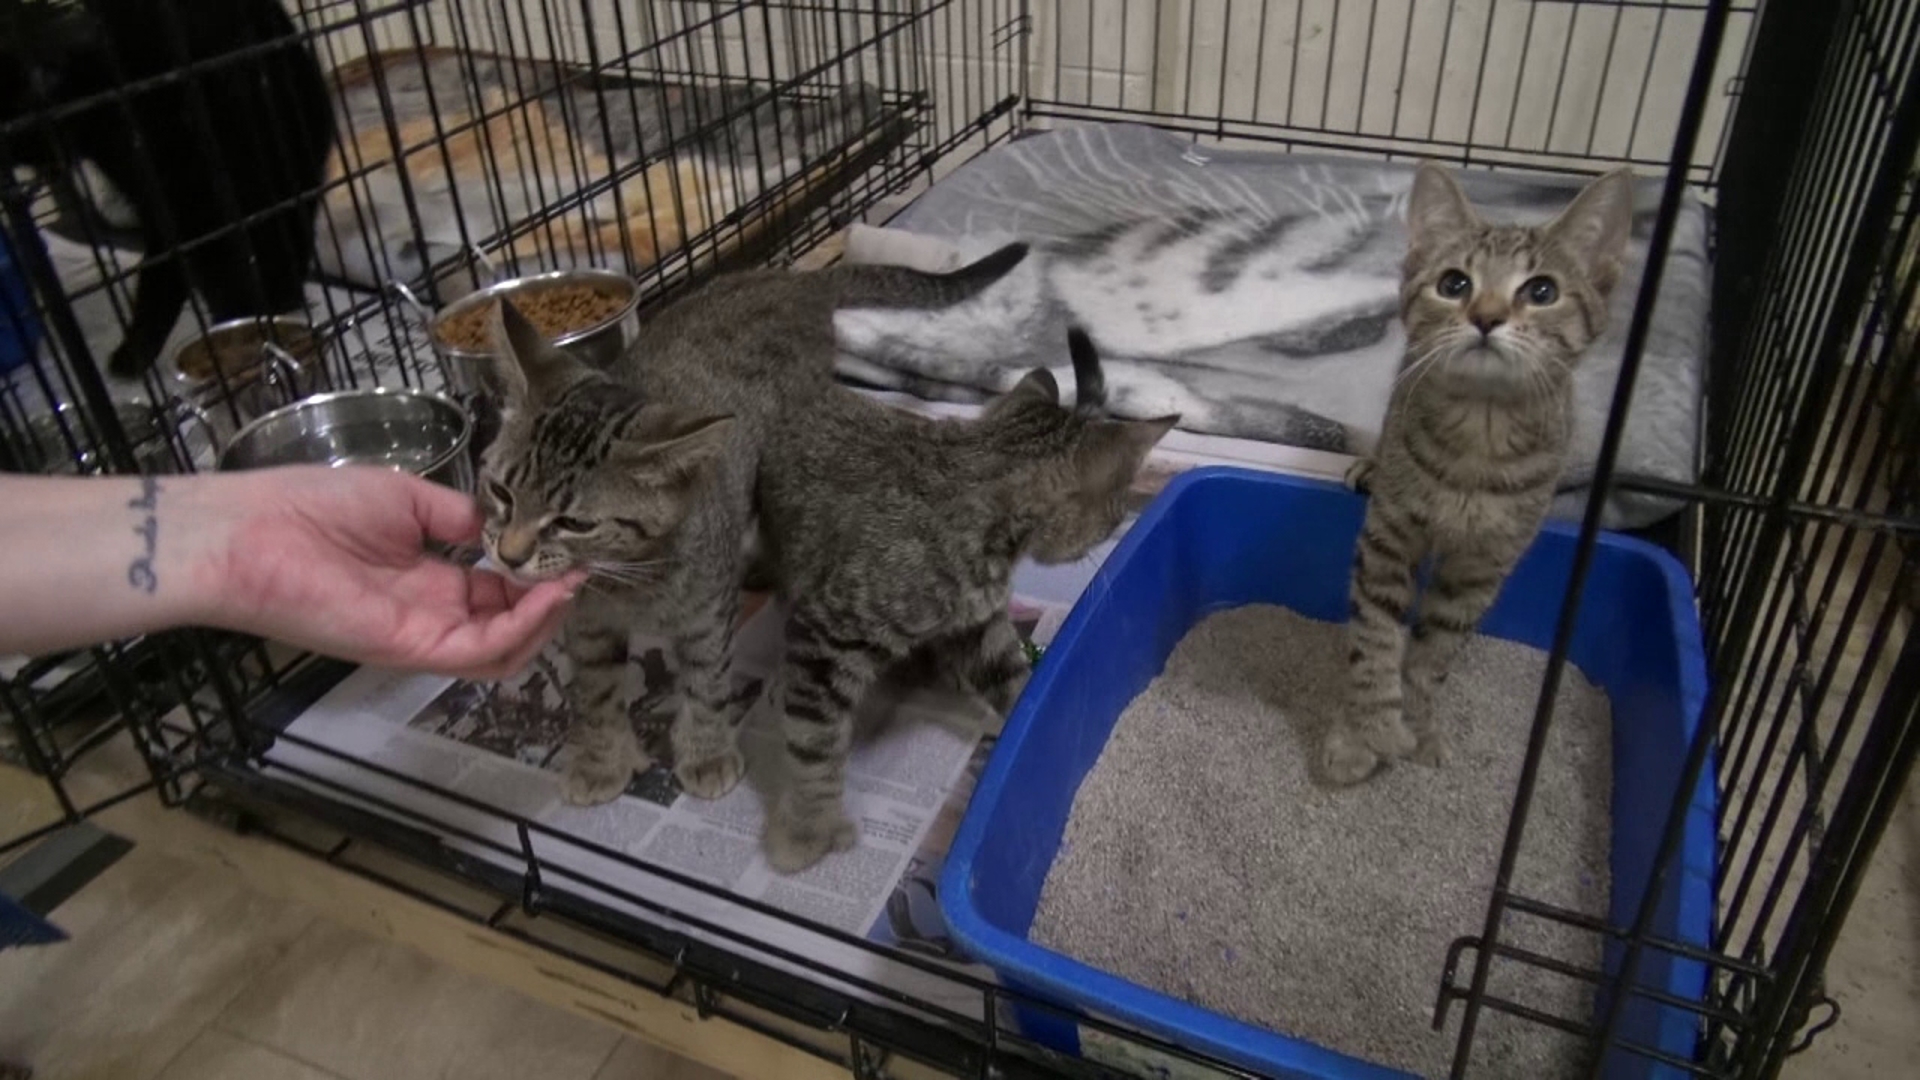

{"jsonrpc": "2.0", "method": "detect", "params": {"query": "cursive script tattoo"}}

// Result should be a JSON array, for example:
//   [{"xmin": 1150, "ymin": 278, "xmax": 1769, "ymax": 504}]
[{"xmin": 127, "ymin": 474, "xmax": 161, "ymax": 594}]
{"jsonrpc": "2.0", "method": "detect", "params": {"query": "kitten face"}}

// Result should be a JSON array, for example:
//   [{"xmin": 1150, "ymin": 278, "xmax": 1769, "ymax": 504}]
[
  {"xmin": 1401, "ymin": 163, "xmax": 1635, "ymax": 399},
  {"xmin": 477, "ymin": 302, "xmax": 733, "ymax": 585}
]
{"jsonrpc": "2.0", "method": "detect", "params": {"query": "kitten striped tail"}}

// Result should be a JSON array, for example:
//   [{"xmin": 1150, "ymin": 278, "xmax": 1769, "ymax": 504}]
[
  {"xmin": 825, "ymin": 242, "xmax": 1029, "ymax": 310},
  {"xmin": 1066, "ymin": 326, "xmax": 1107, "ymax": 413}
]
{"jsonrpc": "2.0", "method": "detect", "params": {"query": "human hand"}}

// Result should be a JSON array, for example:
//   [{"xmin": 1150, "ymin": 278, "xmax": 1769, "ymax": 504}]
[{"xmin": 183, "ymin": 466, "xmax": 587, "ymax": 679}]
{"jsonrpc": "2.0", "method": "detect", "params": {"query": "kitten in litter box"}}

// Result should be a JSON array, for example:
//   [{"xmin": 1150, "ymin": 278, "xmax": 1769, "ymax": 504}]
[
  {"xmin": 738, "ymin": 327, "xmax": 1175, "ymax": 872},
  {"xmin": 1322, "ymin": 161, "xmax": 1634, "ymax": 786},
  {"xmin": 475, "ymin": 245, "xmax": 1030, "ymax": 810}
]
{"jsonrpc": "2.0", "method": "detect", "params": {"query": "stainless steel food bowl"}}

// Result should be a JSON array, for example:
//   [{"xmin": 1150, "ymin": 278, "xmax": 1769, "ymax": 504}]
[
  {"xmin": 216, "ymin": 388, "xmax": 474, "ymax": 493},
  {"xmin": 425, "ymin": 267, "xmax": 641, "ymax": 393},
  {"xmin": 166, "ymin": 314, "xmax": 331, "ymax": 443}
]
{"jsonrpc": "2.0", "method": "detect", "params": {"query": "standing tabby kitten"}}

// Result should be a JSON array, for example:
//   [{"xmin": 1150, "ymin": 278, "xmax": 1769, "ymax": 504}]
[
  {"xmin": 726, "ymin": 329, "xmax": 1174, "ymax": 872},
  {"xmin": 1321, "ymin": 162, "xmax": 1634, "ymax": 786},
  {"xmin": 477, "ymin": 247, "xmax": 1031, "ymax": 807}
]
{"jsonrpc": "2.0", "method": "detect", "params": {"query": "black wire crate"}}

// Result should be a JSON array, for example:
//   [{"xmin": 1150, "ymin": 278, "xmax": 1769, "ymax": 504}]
[
  {"xmin": 0, "ymin": 0, "xmax": 1007, "ymax": 470},
  {"xmin": 3, "ymin": 1, "xmax": 1919, "ymax": 1079}
]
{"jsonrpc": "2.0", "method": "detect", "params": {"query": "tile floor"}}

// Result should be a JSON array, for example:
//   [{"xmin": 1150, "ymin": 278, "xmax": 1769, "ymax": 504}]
[
  {"xmin": 4, "ymin": 815, "xmax": 1915, "ymax": 1080},
  {"xmin": 0, "ymin": 780, "xmax": 1915, "ymax": 1078},
  {"xmin": 0, "ymin": 841, "xmax": 732, "ymax": 1080}
]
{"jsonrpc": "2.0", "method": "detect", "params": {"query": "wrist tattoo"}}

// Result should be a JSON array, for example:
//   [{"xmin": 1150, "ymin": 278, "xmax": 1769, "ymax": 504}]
[{"xmin": 127, "ymin": 474, "xmax": 161, "ymax": 594}]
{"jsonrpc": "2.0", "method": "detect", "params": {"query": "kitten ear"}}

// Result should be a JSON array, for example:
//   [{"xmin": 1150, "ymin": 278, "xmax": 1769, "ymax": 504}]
[
  {"xmin": 1406, "ymin": 162, "xmax": 1479, "ymax": 250},
  {"xmin": 1545, "ymin": 167, "xmax": 1636, "ymax": 295},
  {"xmin": 1075, "ymin": 414, "xmax": 1178, "ymax": 494},
  {"xmin": 994, "ymin": 367, "xmax": 1060, "ymax": 411},
  {"xmin": 604, "ymin": 408, "xmax": 733, "ymax": 537},
  {"xmin": 615, "ymin": 406, "xmax": 736, "ymax": 481},
  {"xmin": 490, "ymin": 298, "xmax": 588, "ymax": 408}
]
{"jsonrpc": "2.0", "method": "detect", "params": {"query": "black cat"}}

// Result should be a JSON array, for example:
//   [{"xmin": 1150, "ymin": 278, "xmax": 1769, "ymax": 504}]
[{"xmin": 0, "ymin": 0, "xmax": 334, "ymax": 378}]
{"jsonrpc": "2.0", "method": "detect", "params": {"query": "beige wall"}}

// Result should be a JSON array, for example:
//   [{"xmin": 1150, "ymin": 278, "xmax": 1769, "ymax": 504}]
[
  {"xmin": 291, "ymin": 0, "xmax": 1751, "ymax": 175},
  {"xmin": 1033, "ymin": 0, "xmax": 1752, "ymax": 172}
]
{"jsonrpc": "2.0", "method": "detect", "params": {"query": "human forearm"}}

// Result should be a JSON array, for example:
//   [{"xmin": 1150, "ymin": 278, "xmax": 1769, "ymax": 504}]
[
  {"xmin": 0, "ymin": 472, "xmax": 233, "ymax": 655},
  {"xmin": 1, "ymin": 465, "xmax": 581, "ymax": 679}
]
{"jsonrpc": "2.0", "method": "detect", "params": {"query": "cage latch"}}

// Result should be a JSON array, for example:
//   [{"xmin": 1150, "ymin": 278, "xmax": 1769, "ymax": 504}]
[
  {"xmin": 658, "ymin": 944, "xmax": 690, "ymax": 1001},
  {"xmin": 1432, "ymin": 934, "xmax": 1479, "ymax": 1029},
  {"xmin": 1785, "ymin": 994, "xmax": 1841, "ymax": 1056},
  {"xmin": 692, "ymin": 982, "xmax": 720, "ymax": 1020},
  {"xmin": 850, "ymin": 1035, "xmax": 889, "ymax": 1080},
  {"xmin": 514, "ymin": 823, "xmax": 543, "ymax": 915}
]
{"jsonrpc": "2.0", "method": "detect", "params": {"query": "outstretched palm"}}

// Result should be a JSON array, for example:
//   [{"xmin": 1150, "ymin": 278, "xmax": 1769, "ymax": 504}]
[{"xmin": 202, "ymin": 467, "xmax": 580, "ymax": 680}]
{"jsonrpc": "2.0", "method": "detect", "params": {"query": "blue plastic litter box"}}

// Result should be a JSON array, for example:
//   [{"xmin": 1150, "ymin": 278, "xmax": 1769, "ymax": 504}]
[{"xmin": 941, "ymin": 467, "xmax": 1716, "ymax": 1079}]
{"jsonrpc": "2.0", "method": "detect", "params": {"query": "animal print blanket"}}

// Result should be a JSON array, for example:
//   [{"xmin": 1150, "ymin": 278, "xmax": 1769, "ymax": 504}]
[
  {"xmin": 320, "ymin": 49, "xmax": 902, "ymax": 296},
  {"xmin": 832, "ymin": 123, "xmax": 1712, "ymax": 529}
]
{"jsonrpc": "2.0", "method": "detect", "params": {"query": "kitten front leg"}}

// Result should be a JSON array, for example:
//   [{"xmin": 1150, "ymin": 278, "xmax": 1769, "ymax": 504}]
[
  {"xmin": 560, "ymin": 591, "xmax": 647, "ymax": 805},
  {"xmin": 764, "ymin": 610, "xmax": 890, "ymax": 873},
  {"xmin": 953, "ymin": 612, "xmax": 1032, "ymax": 715},
  {"xmin": 1322, "ymin": 505, "xmax": 1424, "ymax": 786},
  {"xmin": 1344, "ymin": 457, "xmax": 1375, "ymax": 494},
  {"xmin": 1403, "ymin": 548, "xmax": 1512, "ymax": 768},
  {"xmin": 669, "ymin": 587, "xmax": 748, "ymax": 799}
]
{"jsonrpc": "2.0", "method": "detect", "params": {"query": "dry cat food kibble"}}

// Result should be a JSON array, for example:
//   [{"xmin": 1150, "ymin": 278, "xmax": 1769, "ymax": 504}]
[
  {"xmin": 1030, "ymin": 604, "xmax": 1614, "ymax": 1079},
  {"xmin": 436, "ymin": 284, "xmax": 630, "ymax": 351}
]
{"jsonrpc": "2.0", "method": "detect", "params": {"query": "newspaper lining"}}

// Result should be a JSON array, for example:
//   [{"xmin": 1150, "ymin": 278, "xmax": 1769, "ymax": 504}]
[{"xmin": 262, "ymin": 569, "xmax": 1093, "ymax": 1016}]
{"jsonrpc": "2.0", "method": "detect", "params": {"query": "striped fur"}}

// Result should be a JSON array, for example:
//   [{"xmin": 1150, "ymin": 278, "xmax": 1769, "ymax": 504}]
[
  {"xmin": 1321, "ymin": 162, "xmax": 1634, "ymax": 787},
  {"xmin": 476, "ymin": 247, "xmax": 1036, "ymax": 809},
  {"xmin": 751, "ymin": 332, "xmax": 1174, "ymax": 872},
  {"xmin": 479, "ymin": 302, "xmax": 737, "ymax": 805}
]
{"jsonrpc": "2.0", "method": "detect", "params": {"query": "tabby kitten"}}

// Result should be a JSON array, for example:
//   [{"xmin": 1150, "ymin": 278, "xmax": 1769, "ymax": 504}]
[
  {"xmin": 476, "ymin": 245, "xmax": 1031, "ymax": 808},
  {"xmin": 726, "ymin": 328, "xmax": 1174, "ymax": 872},
  {"xmin": 1321, "ymin": 162, "xmax": 1634, "ymax": 787}
]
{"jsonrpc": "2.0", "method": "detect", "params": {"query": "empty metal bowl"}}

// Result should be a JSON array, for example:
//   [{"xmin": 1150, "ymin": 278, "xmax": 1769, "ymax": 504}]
[{"xmin": 216, "ymin": 388, "xmax": 474, "ymax": 493}]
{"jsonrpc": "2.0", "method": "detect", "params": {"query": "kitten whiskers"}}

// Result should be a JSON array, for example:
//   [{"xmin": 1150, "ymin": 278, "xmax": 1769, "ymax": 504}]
[{"xmin": 587, "ymin": 558, "xmax": 675, "ymax": 588}]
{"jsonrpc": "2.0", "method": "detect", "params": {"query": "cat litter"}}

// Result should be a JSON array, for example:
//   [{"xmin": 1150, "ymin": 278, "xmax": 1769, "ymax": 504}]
[{"xmin": 1030, "ymin": 603, "xmax": 1613, "ymax": 1079}]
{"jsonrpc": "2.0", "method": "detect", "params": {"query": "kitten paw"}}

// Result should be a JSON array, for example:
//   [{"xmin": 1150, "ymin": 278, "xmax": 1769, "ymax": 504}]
[
  {"xmin": 1371, "ymin": 716, "xmax": 1419, "ymax": 760},
  {"xmin": 984, "ymin": 668, "xmax": 1032, "ymax": 716},
  {"xmin": 561, "ymin": 745, "xmax": 645, "ymax": 805},
  {"xmin": 1343, "ymin": 458, "xmax": 1375, "ymax": 494},
  {"xmin": 1411, "ymin": 730, "xmax": 1453, "ymax": 769},
  {"xmin": 1320, "ymin": 724, "xmax": 1383, "ymax": 786},
  {"xmin": 674, "ymin": 748, "xmax": 745, "ymax": 800},
  {"xmin": 764, "ymin": 811, "xmax": 858, "ymax": 874}
]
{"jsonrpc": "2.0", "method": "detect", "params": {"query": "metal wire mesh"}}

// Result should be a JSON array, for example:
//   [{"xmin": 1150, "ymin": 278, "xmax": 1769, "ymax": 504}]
[{"xmin": 2, "ymin": 1, "xmax": 1917, "ymax": 1078}]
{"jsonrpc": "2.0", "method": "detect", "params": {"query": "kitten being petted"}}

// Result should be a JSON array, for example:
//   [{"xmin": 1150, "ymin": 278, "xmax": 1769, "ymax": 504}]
[
  {"xmin": 731, "ymin": 328, "xmax": 1174, "ymax": 873},
  {"xmin": 476, "ymin": 246, "xmax": 1030, "ymax": 809},
  {"xmin": 1322, "ymin": 161, "xmax": 1633, "ymax": 787}
]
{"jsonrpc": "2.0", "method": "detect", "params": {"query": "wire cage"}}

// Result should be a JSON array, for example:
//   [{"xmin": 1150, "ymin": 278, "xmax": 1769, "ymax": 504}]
[{"xmin": 1, "ymin": 0, "xmax": 1915, "ymax": 1078}]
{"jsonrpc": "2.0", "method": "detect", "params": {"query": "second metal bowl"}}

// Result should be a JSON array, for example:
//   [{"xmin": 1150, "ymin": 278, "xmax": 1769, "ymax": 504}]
[{"xmin": 216, "ymin": 388, "xmax": 474, "ymax": 493}]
